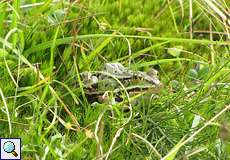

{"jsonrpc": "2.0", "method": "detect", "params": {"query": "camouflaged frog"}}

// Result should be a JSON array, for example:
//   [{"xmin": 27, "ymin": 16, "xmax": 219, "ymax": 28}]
[{"xmin": 80, "ymin": 63, "xmax": 162, "ymax": 104}]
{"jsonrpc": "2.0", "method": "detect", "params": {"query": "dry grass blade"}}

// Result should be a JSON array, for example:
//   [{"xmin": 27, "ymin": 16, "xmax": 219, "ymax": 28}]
[
  {"xmin": 198, "ymin": 0, "xmax": 230, "ymax": 38},
  {"xmin": 105, "ymin": 128, "xmax": 124, "ymax": 160},
  {"xmin": 0, "ymin": 88, "xmax": 12, "ymax": 134},
  {"xmin": 95, "ymin": 110, "xmax": 106, "ymax": 159},
  {"xmin": 178, "ymin": 0, "xmax": 184, "ymax": 19}
]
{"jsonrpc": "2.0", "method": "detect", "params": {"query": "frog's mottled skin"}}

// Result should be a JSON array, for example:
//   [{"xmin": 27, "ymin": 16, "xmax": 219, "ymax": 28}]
[
  {"xmin": 103, "ymin": 63, "xmax": 161, "ymax": 86},
  {"xmin": 80, "ymin": 63, "xmax": 162, "ymax": 102}
]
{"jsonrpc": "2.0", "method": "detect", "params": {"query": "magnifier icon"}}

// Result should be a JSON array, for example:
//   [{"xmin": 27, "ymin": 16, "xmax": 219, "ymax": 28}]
[{"xmin": 3, "ymin": 141, "xmax": 18, "ymax": 157}]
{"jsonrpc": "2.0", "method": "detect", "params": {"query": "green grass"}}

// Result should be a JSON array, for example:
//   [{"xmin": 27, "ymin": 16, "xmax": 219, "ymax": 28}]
[{"xmin": 0, "ymin": 0, "xmax": 230, "ymax": 159}]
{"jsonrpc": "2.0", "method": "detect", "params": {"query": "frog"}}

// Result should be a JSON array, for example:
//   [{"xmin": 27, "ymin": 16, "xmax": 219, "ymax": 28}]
[{"xmin": 80, "ymin": 63, "xmax": 162, "ymax": 104}]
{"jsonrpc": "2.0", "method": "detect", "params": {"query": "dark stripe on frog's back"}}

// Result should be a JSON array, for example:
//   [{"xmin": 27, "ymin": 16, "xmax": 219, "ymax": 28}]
[
  {"xmin": 85, "ymin": 83, "xmax": 160, "ymax": 95},
  {"xmin": 84, "ymin": 73, "xmax": 161, "ymax": 95},
  {"xmin": 94, "ymin": 72, "xmax": 158, "ymax": 85}
]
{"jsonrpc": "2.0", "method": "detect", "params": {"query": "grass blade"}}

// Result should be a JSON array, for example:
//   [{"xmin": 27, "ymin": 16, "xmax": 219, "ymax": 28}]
[
  {"xmin": 0, "ymin": 88, "xmax": 12, "ymax": 134},
  {"xmin": 23, "ymin": 34, "xmax": 230, "ymax": 55}
]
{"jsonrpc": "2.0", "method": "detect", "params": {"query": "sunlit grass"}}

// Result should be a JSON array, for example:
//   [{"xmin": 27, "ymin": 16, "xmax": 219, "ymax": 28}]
[{"xmin": 0, "ymin": 0, "xmax": 229, "ymax": 159}]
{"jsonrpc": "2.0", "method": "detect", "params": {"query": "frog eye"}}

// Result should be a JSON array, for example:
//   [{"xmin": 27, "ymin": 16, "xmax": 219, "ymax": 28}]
[{"xmin": 91, "ymin": 76, "xmax": 98, "ymax": 84}]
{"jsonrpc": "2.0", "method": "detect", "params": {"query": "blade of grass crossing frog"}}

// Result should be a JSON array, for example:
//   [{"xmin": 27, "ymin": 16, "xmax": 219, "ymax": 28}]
[
  {"xmin": 132, "ymin": 58, "xmax": 208, "ymax": 68},
  {"xmin": 87, "ymin": 33, "xmax": 115, "ymax": 69},
  {"xmin": 115, "ymin": 92, "xmax": 146, "ymax": 108}
]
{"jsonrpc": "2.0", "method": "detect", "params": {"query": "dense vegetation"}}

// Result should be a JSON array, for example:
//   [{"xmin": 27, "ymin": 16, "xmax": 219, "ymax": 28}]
[{"xmin": 0, "ymin": 0, "xmax": 229, "ymax": 159}]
